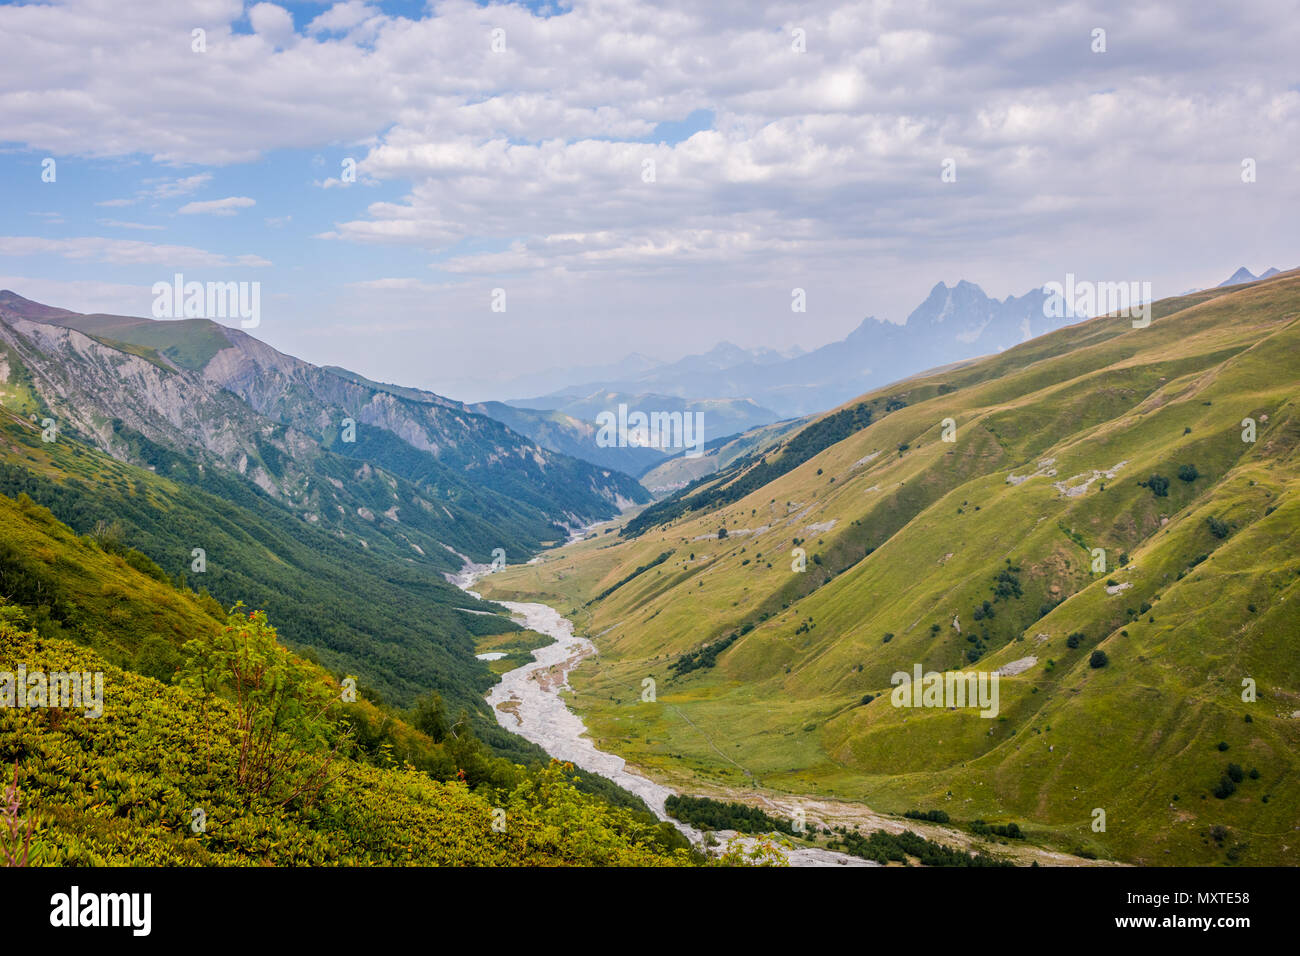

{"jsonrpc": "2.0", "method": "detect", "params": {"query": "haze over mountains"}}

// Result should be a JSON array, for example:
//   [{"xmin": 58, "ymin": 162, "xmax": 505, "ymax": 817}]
[
  {"xmin": 474, "ymin": 268, "xmax": 1288, "ymax": 481},
  {"xmin": 502, "ymin": 280, "xmax": 1077, "ymax": 421},
  {"xmin": 1218, "ymin": 266, "xmax": 1282, "ymax": 288}
]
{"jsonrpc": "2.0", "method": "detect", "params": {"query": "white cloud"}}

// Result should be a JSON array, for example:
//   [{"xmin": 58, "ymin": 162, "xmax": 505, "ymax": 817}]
[
  {"xmin": 94, "ymin": 174, "xmax": 213, "ymax": 208},
  {"xmin": 1, "ymin": 0, "xmax": 1296, "ymax": 386},
  {"xmin": 308, "ymin": 1, "xmax": 381, "ymax": 36},
  {"xmin": 146, "ymin": 174, "xmax": 213, "ymax": 199},
  {"xmin": 96, "ymin": 219, "xmax": 165, "ymax": 230},
  {"xmin": 248, "ymin": 3, "xmax": 295, "ymax": 48},
  {"xmin": 0, "ymin": 236, "xmax": 269, "ymax": 268},
  {"xmin": 178, "ymin": 196, "xmax": 256, "ymax": 216}
]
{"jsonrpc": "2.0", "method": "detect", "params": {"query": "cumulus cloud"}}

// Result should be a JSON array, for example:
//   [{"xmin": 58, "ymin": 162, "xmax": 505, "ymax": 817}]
[
  {"xmin": 307, "ymin": 1, "xmax": 381, "ymax": 37},
  {"xmin": 248, "ymin": 3, "xmax": 295, "ymax": 48},
  {"xmin": 1, "ymin": 0, "xmax": 1295, "ymax": 386}
]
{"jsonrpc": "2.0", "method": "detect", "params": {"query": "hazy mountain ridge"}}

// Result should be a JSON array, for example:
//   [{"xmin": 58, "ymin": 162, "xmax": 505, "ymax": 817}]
[
  {"xmin": 466, "ymin": 400, "xmax": 666, "ymax": 477},
  {"xmin": 508, "ymin": 280, "xmax": 1079, "ymax": 419}
]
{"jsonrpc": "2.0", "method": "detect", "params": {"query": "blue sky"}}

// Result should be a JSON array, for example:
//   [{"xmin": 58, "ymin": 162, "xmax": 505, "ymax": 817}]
[{"xmin": 1, "ymin": 0, "xmax": 1296, "ymax": 400}]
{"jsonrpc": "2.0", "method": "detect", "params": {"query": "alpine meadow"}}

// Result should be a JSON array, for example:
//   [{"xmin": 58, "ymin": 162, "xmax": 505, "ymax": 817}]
[{"xmin": 0, "ymin": 0, "xmax": 1295, "ymax": 938}]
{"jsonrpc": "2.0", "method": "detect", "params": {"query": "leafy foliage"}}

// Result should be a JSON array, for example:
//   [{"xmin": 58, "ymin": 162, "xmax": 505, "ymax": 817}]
[
  {"xmin": 670, "ymin": 632, "xmax": 739, "ymax": 677},
  {"xmin": 0, "ymin": 614, "xmax": 696, "ymax": 866},
  {"xmin": 178, "ymin": 606, "xmax": 348, "ymax": 806}
]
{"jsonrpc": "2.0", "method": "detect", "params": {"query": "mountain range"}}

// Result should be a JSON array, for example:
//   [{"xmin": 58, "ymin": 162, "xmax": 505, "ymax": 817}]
[
  {"xmin": 0, "ymin": 288, "xmax": 648, "ymax": 731},
  {"xmin": 498, "ymin": 280, "xmax": 1081, "ymax": 423}
]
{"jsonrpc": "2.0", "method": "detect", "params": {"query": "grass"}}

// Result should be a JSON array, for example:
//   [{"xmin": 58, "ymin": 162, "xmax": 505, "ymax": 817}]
[{"xmin": 479, "ymin": 269, "xmax": 1300, "ymax": 865}]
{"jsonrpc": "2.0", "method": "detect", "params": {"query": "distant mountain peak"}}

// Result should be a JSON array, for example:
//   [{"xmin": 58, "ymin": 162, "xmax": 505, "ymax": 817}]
[{"xmin": 1219, "ymin": 267, "xmax": 1258, "ymax": 287}]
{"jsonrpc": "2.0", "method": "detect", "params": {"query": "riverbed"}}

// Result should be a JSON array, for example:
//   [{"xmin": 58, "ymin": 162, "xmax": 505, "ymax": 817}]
[{"xmin": 454, "ymin": 561, "xmax": 873, "ymax": 867}]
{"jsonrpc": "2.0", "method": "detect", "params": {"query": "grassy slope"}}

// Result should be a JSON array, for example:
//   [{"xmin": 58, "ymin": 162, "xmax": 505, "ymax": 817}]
[
  {"xmin": 27, "ymin": 312, "xmax": 231, "ymax": 370},
  {"xmin": 0, "ymin": 410, "xmax": 522, "ymax": 722},
  {"xmin": 640, "ymin": 416, "xmax": 811, "ymax": 492},
  {"xmin": 479, "ymin": 271, "xmax": 1300, "ymax": 865}
]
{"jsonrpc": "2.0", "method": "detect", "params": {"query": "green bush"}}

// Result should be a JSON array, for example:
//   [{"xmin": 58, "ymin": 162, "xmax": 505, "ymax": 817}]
[{"xmin": 1144, "ymin": 474, "xmax": 1170, "ymax": 497}]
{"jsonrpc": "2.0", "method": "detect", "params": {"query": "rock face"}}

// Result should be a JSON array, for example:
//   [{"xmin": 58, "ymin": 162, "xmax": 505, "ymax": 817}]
[
  {"xmin": 0, "ymin": 313, "xmax": 288, "ymax": 492},
  {"xmin": 202, "ymin": 326, "xmax": 649, "ymax": 512},
  {"xmin": 996, "ymin": 657, "xmax": 1038, "ymax": 677},
  {"xmin": 0, "ymin": 290, "xmax": 647, "ymax": 562}
]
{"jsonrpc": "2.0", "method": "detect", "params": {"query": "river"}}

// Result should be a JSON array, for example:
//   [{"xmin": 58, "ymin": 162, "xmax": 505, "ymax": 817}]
[{"xmin": 452, "ymin": 560, "xmax": 872, "ymax": 867}]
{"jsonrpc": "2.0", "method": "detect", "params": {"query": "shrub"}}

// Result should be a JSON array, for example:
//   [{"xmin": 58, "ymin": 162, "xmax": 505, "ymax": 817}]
[
  {"xmin": 1089, "ymin": 650, "xmax": 1109, "ymax": 669},
  {"xmin": 1213, "ymin": 776, "xmax": 1237, "ymax": 799},
  {"xmin": 178, "ymin": 604, "xmax": 348, "ymax": 806},
  {"xmin": 2, "ymin": 764, "xmax": 33, "ymax": 867},
  {"xmin": 1177, "ymin": 464, "xmax": 1199, "ymax": 482},
  {"xmin": 903, "ymin": 809, "xmax": 950, "ymax": 824},
  {"xmin": 1066, "ymin": 632, "xmax": 1084, "ymax": 649},
  {"xmin": 1145, "ymin": 474, "xmax": 1170, "ymax": 497}
]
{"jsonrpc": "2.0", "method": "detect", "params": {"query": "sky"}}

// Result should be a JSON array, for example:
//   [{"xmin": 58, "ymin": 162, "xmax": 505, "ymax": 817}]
[{"xmin": 1, "ymin": 0, "xmax": 1296, "ymax": 402}]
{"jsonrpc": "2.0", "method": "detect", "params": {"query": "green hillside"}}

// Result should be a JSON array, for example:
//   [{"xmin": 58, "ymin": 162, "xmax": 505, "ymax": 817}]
[
  {"xmin": 639, "ymin": 416, "xmax": 810, "ymax": 494},
  {"xmin": 16, "ymin": 310, "xmax": 231, "ymax": 370},
  {"xmin": 0, "ymin": 485, "xmax": 695, "ymax": 865},
  {"xmin": 479, "ymin": 270, "xmax": 1300, "ymax": 865},
  {"xmin": 0, "ymin": 413, "xmax": 519, "ymax": 717}
]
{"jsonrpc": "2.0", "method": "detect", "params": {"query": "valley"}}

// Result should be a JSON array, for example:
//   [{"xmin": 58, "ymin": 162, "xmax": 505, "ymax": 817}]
[
  {"xmin": 2, "ymin": 271, "xmax": 1295, "ymax": 869},
  {"xmin": 465, "ymin": 558, "xmax": 1092, "ymax": 866},
  {"xmin": 0, "ymin": 0, "xmax": 1293, "ymax": 914},
  {"xmin": 476, "ymin": 270, "xmax": 1300, "ymax": 867}
]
